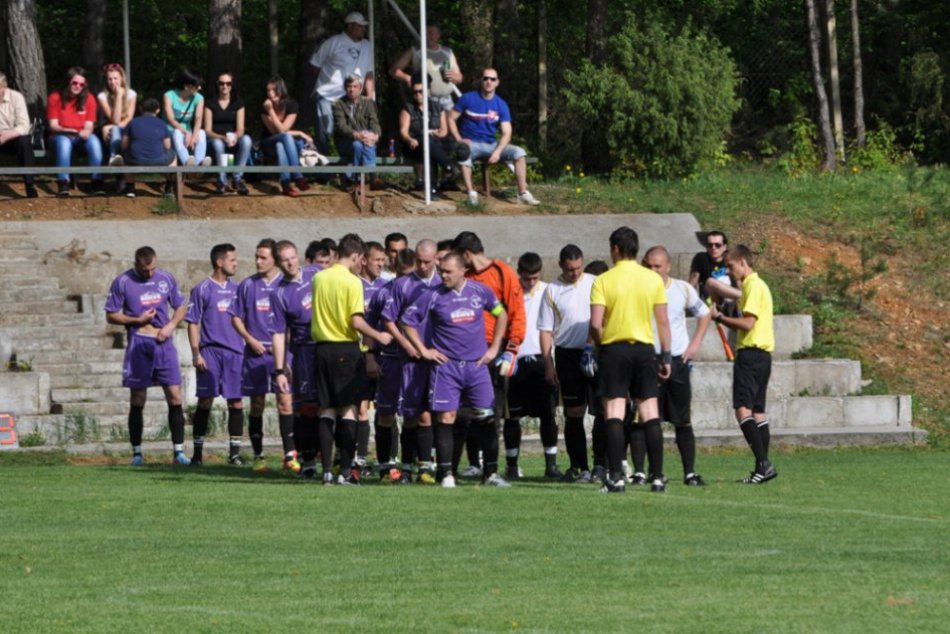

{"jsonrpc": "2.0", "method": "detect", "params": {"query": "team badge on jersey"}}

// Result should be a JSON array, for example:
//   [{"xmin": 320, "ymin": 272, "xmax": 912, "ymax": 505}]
[
  {"xmin": 216, "ymin": 298, "xmax": 231, "ymax": 312},
  {"xmin": 255, "ymin": 298, "xmax": 271, "ymax": 312},
  {"xmin": 158, "ymin": 281, "xmax": 169, "ymax": 294}
]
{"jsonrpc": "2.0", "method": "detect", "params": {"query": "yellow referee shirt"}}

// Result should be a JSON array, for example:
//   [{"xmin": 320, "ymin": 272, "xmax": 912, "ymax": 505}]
[
  {"xmin": 590, "ymin": 260, "xmax": 667, "ymax": 345},
  {"xmin": 737, "ymin": 272, "xmax": 774, "ymax": 352},
  {"xmin": 311, "ymin": 263, "xmax": 364, "ymax": 343}
]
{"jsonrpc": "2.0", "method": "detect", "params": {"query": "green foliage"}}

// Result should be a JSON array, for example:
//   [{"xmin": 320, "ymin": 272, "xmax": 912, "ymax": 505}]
[
  {"xmin": 18, "ymin": 429, "xmax": 46, "ymax": 448},
  {"xmin": 151, "ymin": 196, "xmax": 180, "ymax": 216},
  {"xmin": 850, "ymin": 120, "xmax": 909, "ymax": 170},
  {"xmin": 56, "ymin": 412, "xmax": 101, "ymax": 445},
  {"xmin": 773, "ymin": 116, "xmax": 820, "ymax": 176},
  {"xmin": 564, "ymin": 14, "xmax": 739, "ymax": 178}
]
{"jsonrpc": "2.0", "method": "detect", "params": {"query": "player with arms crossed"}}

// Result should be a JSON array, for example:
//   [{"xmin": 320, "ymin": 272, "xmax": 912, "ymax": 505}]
[
  {"xmin": 589, "ymin": 227, "xmax": 672, "ymax": 493},
  {"xmin": 185, "ymin": 243, "xmax": 245, "ymax": 465},
  {"xmin": 105, "ymin": 246, "xmax": 189, "ymax": 465},
  {"xmin": 709, "ymin": 245, "xmax": 778, "ymax": 484},
  {"xmin": 401, "ymin": 252, "xmax": 509, "ymax": 488}
]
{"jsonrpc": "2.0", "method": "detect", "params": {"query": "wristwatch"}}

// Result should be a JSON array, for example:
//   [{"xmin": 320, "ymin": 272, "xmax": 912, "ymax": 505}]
[{"xmin": 271, "ymin": 368, "xmax": 286, "ymax": 377}]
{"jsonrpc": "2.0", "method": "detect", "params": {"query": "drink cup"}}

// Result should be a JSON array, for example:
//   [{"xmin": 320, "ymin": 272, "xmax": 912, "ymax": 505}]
[
  {"xmin": 226, "ymin": 132, "xmax": 236, "ymax": 146},
  {"xmin": 218, "ymin": 153, "xmax": 229, "ymax": 167},
  {"xmin": 226, "ymin": 154, "xmax": 235, "ymax": 167}
]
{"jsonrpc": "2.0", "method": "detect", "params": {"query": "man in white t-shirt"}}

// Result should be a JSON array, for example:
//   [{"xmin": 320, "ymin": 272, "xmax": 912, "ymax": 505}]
[
  {"xmin": 640, "ymin": 245, "xmax": 711, "ymax": 486},
  {"xmin": 310, "ymin": 11, "xmax": 375, "ymax": 155}
]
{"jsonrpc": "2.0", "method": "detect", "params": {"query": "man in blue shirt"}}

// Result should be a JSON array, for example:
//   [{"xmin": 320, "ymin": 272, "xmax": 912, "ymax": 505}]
[{"xmin": 448, "ymin": 68, "xmax": 540, "ymax": 207}]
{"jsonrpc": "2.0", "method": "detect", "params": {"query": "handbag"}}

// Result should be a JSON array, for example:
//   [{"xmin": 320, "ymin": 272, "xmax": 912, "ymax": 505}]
[{"xmin": 29, "ymin": 117, "xmax": 45, "ymax": 151}]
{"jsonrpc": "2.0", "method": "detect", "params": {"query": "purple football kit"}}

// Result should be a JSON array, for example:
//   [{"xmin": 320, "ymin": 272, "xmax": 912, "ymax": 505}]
[
  {"xmin": 385, "ymin": 271, "xmax": 440, "ymax": 417},
  {"xmin": 229, "ymin": 272, "xmax": 282, "ymax": 395},
  {"xmin": 403, "ymin": 280, "xmax": 500, "ymax": 412},
  {"xmin": 273, "ymin": 265, "xmax": 321, "ymax": 403},
  {"xmin": 366, "ymin": 279, "xmax": 401, "ymax": 414},
  {"xmin": 359, "ymin": 276, "xmax": 387, "ymax": 400},
  {"xmin": 104, "ymin": 267, "xmax": 184, "ymax": 388},
  {"xmin": 185, "ymin": 277, "xmax": 244, "ymax": 399}
]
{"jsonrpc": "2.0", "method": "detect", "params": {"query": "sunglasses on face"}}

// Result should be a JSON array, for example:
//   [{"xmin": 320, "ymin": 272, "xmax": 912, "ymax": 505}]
[
  {"xmin": 71, "ymin": 80, "xmax": 86, "ymax": 87},
  {"xmin": 707, "ymin": 242, "xmax": 724, "ymax": 248},
  {"xmin": 482, "ymin": 76, "xmax": 498, "ymax": 82},
  {"xmin": 218, "ymin": 81, "xmax": 232, "ymax": 86}
]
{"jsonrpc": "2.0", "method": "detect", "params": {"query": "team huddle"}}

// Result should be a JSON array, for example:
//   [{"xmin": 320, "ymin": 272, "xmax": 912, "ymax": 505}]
[{"xmin": 103, "ymin": 226, "xmax": 778, "ymax": 491}]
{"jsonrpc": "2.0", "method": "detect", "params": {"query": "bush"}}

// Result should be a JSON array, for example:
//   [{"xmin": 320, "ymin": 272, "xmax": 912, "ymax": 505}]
[{"xmin": 564, "ymin": 14, "xmax": 739, "ymax": 178}]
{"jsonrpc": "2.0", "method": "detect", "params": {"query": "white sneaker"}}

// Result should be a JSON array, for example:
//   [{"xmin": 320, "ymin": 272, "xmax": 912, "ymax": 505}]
[
  {"xmin": 185, "ymin": 157, "xmax": 197, "ymax": 166},
  {"xmin": 199, "ymin": 156, "xmax": 213, "ymax": 167},
  {"xmin": 441, "ymin": 474, "xmax": 456, "ymax": 488},
  {"xmin": 467, "ymin": 190, "xmax": 479, "ymax": 205},
  {"xmin": 485, "ymin": 473, "xmax": 511, "ymax": 488},
  {"xmin": 108, "ymin": 154, "xmax": 124, "ymax": 167},
  {"xmin": 622, "ymin": 460, "xmax": 633, "ymax": 483},
  {"xmin": 460, "ymin": 464, "xmax": 482, "ymax": 478},
  {"xmin": 517, "ymin": 190, "xmax": 540, "ymax": 206}
]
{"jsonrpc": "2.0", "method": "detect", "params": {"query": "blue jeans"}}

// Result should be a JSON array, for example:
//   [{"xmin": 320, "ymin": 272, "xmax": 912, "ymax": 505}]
[
  {"xmin": 107, "ymin": 125, "xmax": 124, "ymax": 160},
  {"xmin": 314, "ymin": 96, "xmax": 335, "ymax": 156},
  {"xmin": 52, "ymin": 134, "xmax": 103, "ymax": 182},
  {"xmin": 171, "ymin": 128, "xmax": 207, "ymax": 164},
  {"xmin": 209, "ymin": 135, "xmax": 252, "ymax": 184},
  {"xmin": 337, "ymin": 138, "xmax": 377, "ymax": 182},
  {"xmin": 261, "ymin": 132, "xmax": 303, "ymax": 184}
]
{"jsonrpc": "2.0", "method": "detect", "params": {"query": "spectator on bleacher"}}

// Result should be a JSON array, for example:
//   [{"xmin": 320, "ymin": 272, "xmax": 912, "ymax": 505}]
[
  {"xmin": 163, "ymin": 68, "xmax": 210, "ymax": 168},
  {"xmin": 447, "ymin": 68, "xmax": 540, "ymax": 207},
  {"xmin": 119, "ymin": 97, "xmax": 175, "ymax": 198},
  {"xmin": 260, "ymin": 76, "xmax": 312, "ymax": 198},
  {"xmin": 389, "ymin": 22, "xmax": 463, "ymax": 112},
  {"xmin": 332, "ymin": 74, "xmax": 380, "ymax": 188},
  {"xmin": 47, "ymin": 66, "xmax": 104, "ymax": 197},
  {"xmin": 310, "ymin": 11, "xmax": 375, "ymax": 156},
  {"xmin": 204, "ymin": 71, "xmax": 251, "ymax": 196},
  {"xmin": 398, "ymin": 73, "xmax": 456, "ymax": 197},
  {"xmin": 97, "ymin": 63, "xmax": 137, "ymax": 168},
  {"xmin": 0, "ymin": 70, "xmax": 37, "ymax": 198}
]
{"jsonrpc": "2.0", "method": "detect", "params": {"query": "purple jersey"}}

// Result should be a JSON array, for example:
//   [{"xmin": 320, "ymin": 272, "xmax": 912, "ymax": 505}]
[
  {"xmin": 365, "ymin": 280, "xmax": 400, "ymax": 356},
  {"xmin": 228, "ymin": 272, "xmax": 283, "ymax": 344},
  {"xmin": 104, "ymin": 268, "xmax": 184, "ymax": 335},
  {"xmin": 385, "ymin": 272, "xmax": 440, "ymax": 347},
  {"xmin": 403, "ymin": 280, "xmax": 500, "ymax": 362},
  {"xmin": 361, "ymin": 275, "xmax": 387, "ymax": 313},
  {"xmin": 185, "ymin": 277, "xmax": 243, "ymax": 353},
  {"xmin": 273, "ymin": 265, "xmax": 321, "ymax": 346}
]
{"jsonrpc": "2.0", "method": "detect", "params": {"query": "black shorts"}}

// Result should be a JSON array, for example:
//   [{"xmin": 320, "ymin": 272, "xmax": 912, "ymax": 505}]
[
  {"xmin": 358, "ymin": 352, "xmax": 377, "ymax": 402},
  {"xmin": 314, "ymin": 342, "xmax": 365, "ymax": 409},
  {"xmin": 506, "ymin": 355, "xmax": 555, "ymax": 418},
  {"xmin": 555, "ymin": 346, "xmax": 592, "ymax": 408},
  {"xmin": 598, "ymin": 342, "xmax": 659, "ymax": 401},
  {"xmin": 733, "ymin": 348, "xmax": 771, "ymax": 413},
  {"xmin": 658, "ymin": 356, "xmax": 692, "ymax": 425}
]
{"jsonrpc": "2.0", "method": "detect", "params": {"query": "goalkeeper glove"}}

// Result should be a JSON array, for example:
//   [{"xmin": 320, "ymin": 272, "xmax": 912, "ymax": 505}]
[
  {"xmin": 580, "ymin": 344, "xmax": 597, "ymax": 378},
  {"xmin": 495, "ymin": 351, "xmax": 518, "ymax": 377}
]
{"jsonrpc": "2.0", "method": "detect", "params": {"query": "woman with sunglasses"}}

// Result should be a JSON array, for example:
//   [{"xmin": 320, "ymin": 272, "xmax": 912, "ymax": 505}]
[
  {"xmin": 97, "ymin": 63, "xmax": 137, "ymax": 168},
  {"xmin": 399, "ymin": 73, "xmax": 456, "ymax": 197},
  {"xmin": 163, "ymin": 68, "xmax": 210, "ymax": 167},
  {"xmin": 47, "ymin": 66, "xmax": 104, "ymax": 196},
  {"xmin": 260, "ymin": 76, "xmax": 312, "ymax": 197},
  {"xmin": 204, "ymin": 71, "xmax": 251, "ymax": 195}
]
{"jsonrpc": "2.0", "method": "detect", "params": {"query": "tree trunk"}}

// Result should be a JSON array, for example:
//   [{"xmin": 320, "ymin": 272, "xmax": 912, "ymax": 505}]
[
  {"xmin": 82, "ymin": 0, "xmax": 107, "ymax": 79},
  {"xmin": 806, "ymin": 0, "xmax": 836, "ymax": 171},
  {"xmin": 2, "ymin": 0, "xmax": 47, "ymax": 118},
  {"xmin": 824, "ymin": 0, "xmax": 845, "ymax": 162},
  {"xmin": 538, "ymin": 0, "xmax": 548, "ymax": 153},
  {"xmin": 461, "ymin": 1, "xmax": 494, "ymax": 77},
  {"xmin": 208, "ymin": 0, "xmax": 243, "ymax": 88},
  {"xmin": 850, "ymin": 0, "xmax": 866, "ymax": 147},
  {"xmin": 587, "ymin": 0, "xmax": 608, "ymax": 65},
  {"xmin": 493, "ymin": 0, "xmax": 521, "ymax": 113},
  {"xmin": 294, "ymin": 0, "xmax": 329, "ymax": 132},
  {"xmin": 268, "ymin": 0, "xmax": 279, "ymax": 78}
]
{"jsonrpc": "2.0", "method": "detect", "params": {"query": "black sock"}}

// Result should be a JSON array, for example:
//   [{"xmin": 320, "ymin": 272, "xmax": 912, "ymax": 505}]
[
  {"xmin": 416, "ymin": 425, "xmax": 434, "ymax": 467},
  {"xmin": 357, "ymin": 419, "xmax": 370, "ymax": 459},
  {"xmin": 435, "ymin": 423, "xmax": 454, "ymax": 478},
  {"xmin": 675, "ymin": 425, "xmax": 697, "ymax": 476},
  {"xmin": 401, "ymin": 426, "xmax": 418, "ymax": 466},
  {"xmin": 293, "ymin": 415, "xmax": 303, "ymax": 454},
  {"xmin": 739, "ymin": 417, "xmax": 767, "ymax": 464},
  {"xmin": 451, "ymin": 420, "xmax": 469, "ymax": 474},
  {"xmin": 503, "ymin": 419, "xmax": 521, "ymax": 467},
  {"xmin": 249, "ymin": 415, "xmax": 264, "ymax": 457},
  {"xmin": 644, "ymin": 418, "xmax": 663, "ymax": 479},
  {"xmin": 539, "ymin": 412, "xmax": 558, "ymax": 468},
  {"xmin": 564, "ymin": 416, "xmax": 588, "ymax": 471},
  {"xmin": 478, "ymin": 417, "xmax": 499, "ymax": 477},
  {"xmin": 375, "ymin": 424, "xmax": 393, "ymax": 465},
  {"xmin": 193, "ymin": 407, "xmax": 210, "ymax": 440},
  {"xmin": 227, "ymin": 408, "xmax": 243, "ymax": 458},
  {"xmin": 592, "ymin": 416, "xmax": 607, "ymax": 469},
  {"xmin": 168, "ymin": 405, "xmax": 185, "ymax": 446},
  {"xmin": 335, "ymin": 418, "xmax": 357, "ymax": 474},
  {"xmin": 298, "ymin": 414, "xmax": 319, "ymax": 463},
  {"xmin": 629, "ymin": 424, "xmax": 647, "ymax": 474},
  {"xmin": 390, "ymin": 423, "xmax": 400, "ymax": 459},
  {"xmin": 605, "ymin": 418, "xmax": 626, "ymax": 482},
  {"xmin": 278, "ymin": 414, "xmax": 295, "ymax": 454},
  {"xmin": 758, "ymin": 420, "xmax": 770, "ymax": 457},
  {"xmin": 128, "ymin": 405, "xmax": 144, "ymax": 449},
  {"xmin": 317, "ymin": 416, "xmax": 336, "ymax": 473},
  {"xmin": 465, "ymin": 422, "xmax": 481, "ymax": 467}
]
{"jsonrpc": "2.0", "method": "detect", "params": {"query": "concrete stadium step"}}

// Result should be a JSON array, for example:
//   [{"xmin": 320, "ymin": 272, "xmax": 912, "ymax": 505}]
[
  {"xmin": 27, "ymin": 349, "xmax": 126, "ymax": 365},
  {"xmin": 54, "ymin": 399, "xmax": 175, "ymax": 418},
  {"xmin": 0, "ymin": 252, "xmax": 41, "ymax": 263},
  {"xmin": 3, "ymin": 299, "xmax": 81, "ymax": 315},
  {"xmin": 690, "ymin": 394, "xmax": 912, "ymax": 431},
  {"xmin": 0, "ymin": 288, "xmax": 70, "ymax": 302},
  {"xmin": 0, "ymin": 262, "xmax": 47, "ymax": 274},
  {"xmin": 0, "ymin": 233, "xmax": 38, "ymax": 249},
  {"xmin": 52, "ymin": 386, "xmax": 133, "ymax": 403},
  {"xmin": 0, "ymin": 313, "xmax": 94, "ymax": 327},
  {"xmin": 690, "ymin": 315, "xmax": 812, "ymax": 361},
  {"xmin": 49, "ymin": 371, "xmax": 125, "ymax": 389},
  {"xmin": 691, "ymin": 359, "xmax": 861, "ymax": 400},
  {"xmin": 3, "ymin": 276, "xmax": 63, "ymax": 289},
  {"xmin": 13, "ymin": 334, "xmax": 119, "ymax": 352}
]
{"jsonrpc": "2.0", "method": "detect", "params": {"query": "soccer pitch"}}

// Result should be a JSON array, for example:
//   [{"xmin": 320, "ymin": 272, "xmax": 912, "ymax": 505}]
[{"xmin": 2, "ymin": 448, "xmax": 947, "ymax": 633}]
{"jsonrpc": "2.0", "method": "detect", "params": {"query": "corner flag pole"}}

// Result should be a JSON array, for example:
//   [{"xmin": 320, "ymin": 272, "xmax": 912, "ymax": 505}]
[{"xmin": 420, "ymin": 0, "xmax": 431, "ymax": 205}]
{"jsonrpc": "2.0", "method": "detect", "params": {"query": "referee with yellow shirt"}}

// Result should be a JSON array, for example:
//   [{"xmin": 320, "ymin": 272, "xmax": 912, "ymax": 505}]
[
  {"xmin": 311, "ymin": 234, "xmax": 393, "ymax": 485},
  {"xmin": 590, "ymin": 227, "xmax": 672, "ymax": 493},
  {"xmin": 710, "ymin": 244, "xmax": 777, "ymax": 484}
]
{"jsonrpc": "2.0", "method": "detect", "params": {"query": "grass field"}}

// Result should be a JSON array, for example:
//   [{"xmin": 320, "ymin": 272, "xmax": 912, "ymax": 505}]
[{"xmin": 2, "ymin": 447, "xmax": 947, "ymax": 633}]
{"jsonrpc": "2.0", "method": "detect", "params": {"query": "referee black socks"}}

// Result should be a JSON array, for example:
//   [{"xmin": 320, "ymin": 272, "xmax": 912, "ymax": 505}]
[
  {"xmin": 628, "ymin": 423, "xmax": 646, "ymax": 475},
  {"xmin": 169, "ymin": 405, "xmax": 185, "ymax": 445},
  {"xmin": 757, "ymin": 419, "xmax": 771, "ymax": 454},
  {"xmin": 605, "ymin": 418, "xmax": 626, "ymax": 482},
  {"xmin": 739, "ymin": 417, "xmax": 767, "ymax": 463},
  {"xmin": 317, "ymin": 416, "xmax": 336, "ymax": 473},
  {"xmin": 357, "ymin": 419, "xmax": 371, "ymax": 462},
  {"xmin": 335, "ymin": 418, "xmax": 358, "ymax": 477},
  {"xmin": 564, "ymin": 416, "xmax": 588, "ymax": 471},
  {"xmin": 644, "ymin": 418, "xmax": 663, "ymax": 480},
  {"xmin": 674, "ymin": 425, "xmax": 697, "ymax": 477}
]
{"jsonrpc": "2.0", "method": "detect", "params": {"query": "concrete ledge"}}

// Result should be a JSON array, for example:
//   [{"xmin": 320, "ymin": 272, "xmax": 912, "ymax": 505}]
[
  {"xmin": 690, "ymin": 314, "xmax": 813, "ymax": 360},
  {"xmin": 0, "ymin": 371, "xmax": 51, "ymax": 415},
  {"xmin": 691, "ymin": 394, "xmax": 913, "ymax": 430},
  {"xmin": 692, "ymin": 359, "xmax": 860, "ymax": 400}
]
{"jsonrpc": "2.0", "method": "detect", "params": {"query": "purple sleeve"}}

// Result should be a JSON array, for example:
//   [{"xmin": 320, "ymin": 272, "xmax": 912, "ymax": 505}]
[
  {"xmin": 401, "ymin": 292, "xmax": 428, "ymax": 329},
  {"xmin": 228, "ymin": 279, "xmax": 248, "ymax": 321},
  {"xmin": 103, "ymin": 275, "xmax": 124, "ymax": 314},
  {"xmin": 381, "ymin": 280, "xmax": 403, "ymax": 324},
  {"xmin": 168, "ymin": 274, "xmax": 184, "ymax": 310},
  {"xmin": 271, "ymin": 288, "xmax": 287, "ymax": 333},
  {"xmin": 184, "ymin": 283, "xmax": 203, "ymax": 324}
]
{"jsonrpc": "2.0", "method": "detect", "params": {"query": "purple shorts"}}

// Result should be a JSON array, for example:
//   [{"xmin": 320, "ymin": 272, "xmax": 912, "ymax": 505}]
[
  {"xmin": 241, "ymin": 345, "xmax": 277, "ymax": 396},
  {"xmin": 290, "ymin": 343, "xmax": 318, "ymax": 404},
  {"xmin": 123, "ymin": 333, "xmax": 182, "ymax": 389},
  {"xmin": 428, "ymin": 359, "xmax": 494, "ymax": 413},
  {"xmin": 401, "ymin": 358, "xmax": 431, "ymax": 418},
  {"xmin": 375, "ymin": 354, "xmax": 404, "ymax": 415},
  {"xmin": 195, "ymin": 346, "xmax": 243, "ymax": 399}
]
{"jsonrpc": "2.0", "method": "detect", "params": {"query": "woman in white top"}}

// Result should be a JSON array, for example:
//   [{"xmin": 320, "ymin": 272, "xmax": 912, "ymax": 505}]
[{"xmin": 97, "ymin": 63, "xmax": 137, "ymax": 166}]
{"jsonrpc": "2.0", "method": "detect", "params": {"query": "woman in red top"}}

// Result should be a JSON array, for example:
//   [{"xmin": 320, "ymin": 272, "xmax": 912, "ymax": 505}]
[{"xmin": 47, "ymin": 66, "xmax": 104, "ymax": 196}]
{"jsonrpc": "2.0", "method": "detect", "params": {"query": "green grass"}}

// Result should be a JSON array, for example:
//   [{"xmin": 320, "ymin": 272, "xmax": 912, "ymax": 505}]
[{"xmin": 2, "ymin": 448, "xmax": 948, "ymax": 633}]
